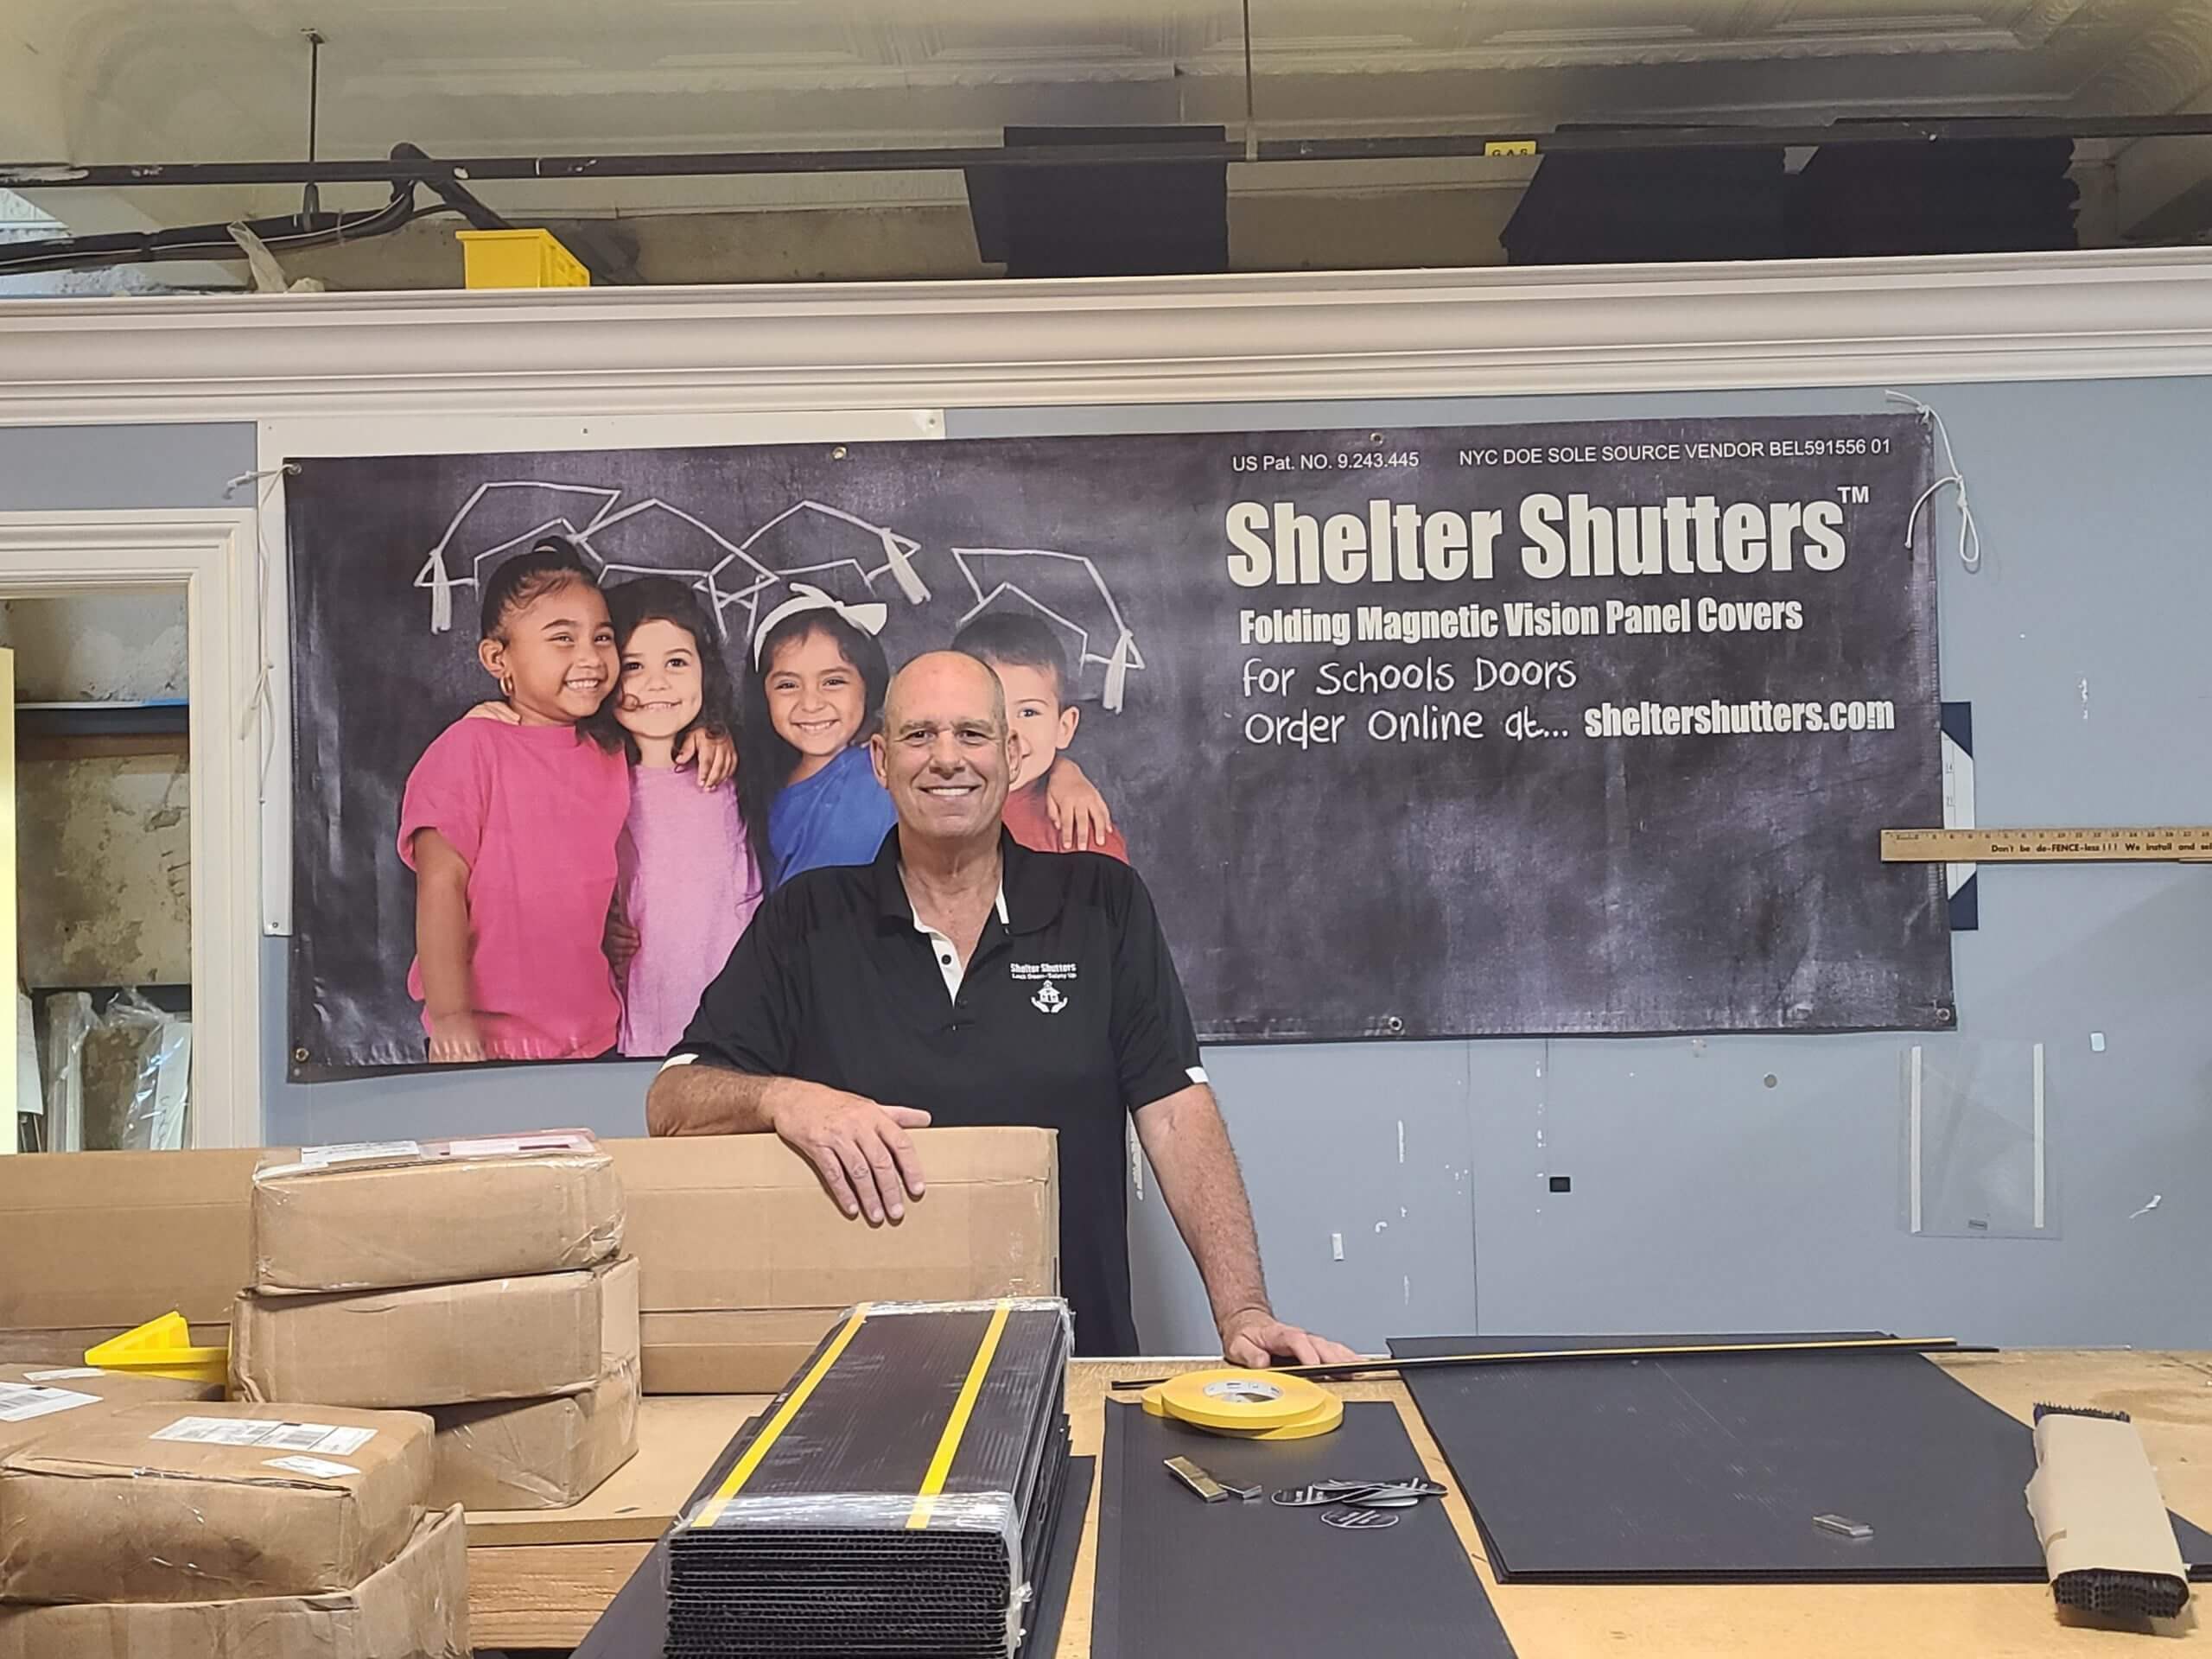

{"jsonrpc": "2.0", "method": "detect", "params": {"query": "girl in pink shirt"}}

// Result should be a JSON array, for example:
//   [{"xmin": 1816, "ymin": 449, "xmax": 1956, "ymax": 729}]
[
  {"xmin": 398, "ymin": 541, "xmax": 630, "ymax": 1062},
  {"xmin": 599, "ymin": 577, "xmax": 763, "ymax": 1057}
]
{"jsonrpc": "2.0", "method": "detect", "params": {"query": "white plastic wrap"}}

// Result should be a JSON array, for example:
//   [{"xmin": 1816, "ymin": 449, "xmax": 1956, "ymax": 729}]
[
  {"xmin": 254, "ymin": 1128, "xmax": 600, "ymax": 1183},
  {"xmin": 867, "ymin": 1294, "xmax": 1077, "ymax": 1351},
  {"xmin": 15, "ymin": 989, "xmax": 40, "ymax": 1151},
  {"xmin": 35, "ymin": 990, "xmax": 92, "ymax": 1154},
  {"xmin": 81, "ymin": 990, "xmax": 190, "ymax": 1151},
  {"xmin": 677, "ymin": 1489, "xmax": 1029, "ymax": 1655}
]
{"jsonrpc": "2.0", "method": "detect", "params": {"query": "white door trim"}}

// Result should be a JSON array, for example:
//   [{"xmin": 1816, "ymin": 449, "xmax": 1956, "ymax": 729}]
[{"xmin": 0, "ymin": 510, "xmax": 263, "ymax": 1149}]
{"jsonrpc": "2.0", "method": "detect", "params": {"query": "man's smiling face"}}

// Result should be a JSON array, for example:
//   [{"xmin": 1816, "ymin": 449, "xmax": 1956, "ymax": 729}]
[{"xmin": 872, "ymin": 652, "xmax": 1016, "ymax": 848}]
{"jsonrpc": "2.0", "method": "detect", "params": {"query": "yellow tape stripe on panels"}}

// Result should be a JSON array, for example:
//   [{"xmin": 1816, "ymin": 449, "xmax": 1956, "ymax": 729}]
[
  {"xmin": 690, "ymin": 1303, "xmax": 871, "ymax": 1529},
  {"xmin": 908, "ymin": 1300, "xmax": 1013, "ymax": 1529}
]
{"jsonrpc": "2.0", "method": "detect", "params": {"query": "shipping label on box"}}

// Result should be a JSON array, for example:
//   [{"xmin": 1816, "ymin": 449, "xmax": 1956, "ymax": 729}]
[
  {"xmin": 0, "ymin": 1382, "xmax": 100, "ymax": 1423},
  {"xmin": 149, "ymin": 1415, "xmax": 381, "ymax": 1456}
]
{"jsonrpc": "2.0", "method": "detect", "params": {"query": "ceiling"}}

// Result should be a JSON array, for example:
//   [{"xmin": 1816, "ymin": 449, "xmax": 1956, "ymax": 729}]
[{"xmin": 4, "ymin": 1, "xmax": 2209, "ymax": 253}]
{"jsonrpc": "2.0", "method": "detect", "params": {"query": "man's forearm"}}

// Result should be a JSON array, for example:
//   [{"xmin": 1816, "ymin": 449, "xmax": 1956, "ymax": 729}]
[
  {"xmin": 645, "ymin": 1065, "xmax": 805, "ymax": 1136},
  {"xmin": 1133, "ymin": 1084, "xmax": 1271, "ymax": 1331}
]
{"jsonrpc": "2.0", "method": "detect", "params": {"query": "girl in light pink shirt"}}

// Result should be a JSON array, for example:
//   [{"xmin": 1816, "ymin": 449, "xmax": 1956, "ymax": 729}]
[
  {"xmin": 398, "ymin": 540, "xmax": 631, "ymax": 1063},
  {"xmin": 600, "ymin": 577, "xmax": 763, "ymax": 1057}
]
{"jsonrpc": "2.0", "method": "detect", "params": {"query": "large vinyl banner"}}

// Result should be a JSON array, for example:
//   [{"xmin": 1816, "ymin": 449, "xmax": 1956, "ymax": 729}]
[{"xmin": 286, "ymin": 414, "xmax": 1949, "ymax": 1072}]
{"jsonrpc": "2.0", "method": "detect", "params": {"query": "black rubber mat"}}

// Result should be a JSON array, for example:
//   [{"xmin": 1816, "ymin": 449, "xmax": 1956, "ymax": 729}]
[
  {"xmin": 1090, "ymin": 1399, "xmax": 1517, "ymax": 1659},
  {"xmin": 1389, "ymin": 1332, "xmax": 2212, "ymax": 1584}
]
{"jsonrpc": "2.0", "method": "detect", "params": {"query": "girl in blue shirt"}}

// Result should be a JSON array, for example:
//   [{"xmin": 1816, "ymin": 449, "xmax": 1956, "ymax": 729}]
[
  {"xmin": 739, "ymin": 588, "xmax": 898, "ymax": 887},
  {"xmin": 738, "ymin": 585, "xmax": 1116, "ymax": 887}
]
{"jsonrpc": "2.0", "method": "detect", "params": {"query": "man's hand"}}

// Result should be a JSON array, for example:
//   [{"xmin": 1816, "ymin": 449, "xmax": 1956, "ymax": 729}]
[
  {"xmin": 1219, "ymin": 1306, "xmax": 1362, "ymax": 1370},
  {"xmin": 678, "ymin": 725, "xmax": 737, "ymax": 788},
  {"xmin": 770, "ymin": 1085, "xmax": 931, "ymax": 1224}
]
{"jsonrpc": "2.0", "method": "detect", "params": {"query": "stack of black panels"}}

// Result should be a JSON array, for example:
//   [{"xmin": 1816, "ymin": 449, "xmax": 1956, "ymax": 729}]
[
  {"xmin": 1503, "ymin": 136, "xmax": 1790, "ymax": 266},
  {"xmin": 667, "ymin": 1298, "xmax": 1072, "ymax": 1659},
  {"xmin": 1789, "ymin": 132, "xmax": 2078, "ymax": 257}
]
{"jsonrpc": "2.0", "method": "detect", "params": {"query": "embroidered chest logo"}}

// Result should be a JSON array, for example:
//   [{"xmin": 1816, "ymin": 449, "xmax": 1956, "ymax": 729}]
[{"xmin": 1012, "ymin": 962, "xmax": 1076, "ymax": 1014}]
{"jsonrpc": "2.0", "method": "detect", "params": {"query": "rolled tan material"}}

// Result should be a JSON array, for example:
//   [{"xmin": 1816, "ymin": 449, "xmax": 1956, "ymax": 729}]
[{"xmin": 2025, "ymin": 1405, "xmax": 2190, "ymax": 1620}]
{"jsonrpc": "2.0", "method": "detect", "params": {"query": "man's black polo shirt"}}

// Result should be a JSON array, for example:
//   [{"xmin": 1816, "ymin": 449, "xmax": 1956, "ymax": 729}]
[{"xmin": 671, "ymin": 829, "xmax": 1206, "ymax": 1356}]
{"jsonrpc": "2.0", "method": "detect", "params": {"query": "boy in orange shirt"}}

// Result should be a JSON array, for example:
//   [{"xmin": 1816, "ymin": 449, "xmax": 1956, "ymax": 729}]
[{"xmin": 953, "ymin": 611, "xmax": 1129, "ymax": 862}]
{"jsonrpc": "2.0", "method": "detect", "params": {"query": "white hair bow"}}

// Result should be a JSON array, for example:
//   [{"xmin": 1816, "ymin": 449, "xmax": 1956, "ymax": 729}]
[{"xmin": 752, "ymin": 582, "xmax": 890, "ymax": 669}]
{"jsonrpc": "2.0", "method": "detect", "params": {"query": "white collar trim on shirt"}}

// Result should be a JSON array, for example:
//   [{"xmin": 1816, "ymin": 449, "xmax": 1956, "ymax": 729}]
[{"xmin": 910, "ymin": 884, "xmax": 1008, "ymax": 1000}]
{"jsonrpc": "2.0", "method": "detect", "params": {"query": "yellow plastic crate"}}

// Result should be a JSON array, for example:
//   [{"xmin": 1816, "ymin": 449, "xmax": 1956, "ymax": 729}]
[
  {"xmin": 455, "ymin": 227, "xmax": 590, "ymax": 289},
  {"xmin": 85, "ymin": 1310, "xmax": 230, "ymax": 1388}
]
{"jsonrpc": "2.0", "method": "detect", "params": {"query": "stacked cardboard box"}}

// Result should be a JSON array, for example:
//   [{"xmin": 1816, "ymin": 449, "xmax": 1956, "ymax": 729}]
[
  {"xmin": 615, "ymin": 1129, "xmax": 1059, "ymax": 1391},
  {"xmin": 0, "ymin": 1128, "xmax": 1061, "ymax": 1400},
  {"xmin": 230, "ymin": 1132, "xmax": 641, "ymax": 1511},
  {"xmin": 0, "ymin": 1399, "xmax": 467, "ymax": 1658}
]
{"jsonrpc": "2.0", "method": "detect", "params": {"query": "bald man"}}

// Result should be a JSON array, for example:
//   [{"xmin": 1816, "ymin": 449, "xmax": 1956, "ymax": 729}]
[{"xmin": 649, "ymin": 651, "xmax": 1354, "ymax": 1365}]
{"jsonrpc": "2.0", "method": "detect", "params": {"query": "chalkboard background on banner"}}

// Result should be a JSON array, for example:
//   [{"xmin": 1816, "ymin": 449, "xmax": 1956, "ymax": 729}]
[{"xmin": 285, "ymin": 414, "xmax": 1948, "ymax": 1072}]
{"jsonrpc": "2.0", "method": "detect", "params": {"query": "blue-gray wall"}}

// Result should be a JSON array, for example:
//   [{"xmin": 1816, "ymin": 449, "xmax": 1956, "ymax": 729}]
[{"xmin": 9, "ymin": 377, "xmax": 2209, "ymax": 1355}]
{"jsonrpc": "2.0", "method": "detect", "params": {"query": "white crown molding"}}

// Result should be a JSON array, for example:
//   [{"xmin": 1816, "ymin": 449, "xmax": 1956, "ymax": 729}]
[{"xmin": 3, "ymin": 248, "xmax": 2211, "ymax": 423}]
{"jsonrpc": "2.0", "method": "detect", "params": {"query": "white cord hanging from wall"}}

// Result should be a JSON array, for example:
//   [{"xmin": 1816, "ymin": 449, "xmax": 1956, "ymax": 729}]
[
  {"xmin": 1886, "ymin": 391, "xmax": 1981, "ymax": 575},
  {"xmin": 223, "ymin": 462, "xmax": 298, "ymax": 795}
]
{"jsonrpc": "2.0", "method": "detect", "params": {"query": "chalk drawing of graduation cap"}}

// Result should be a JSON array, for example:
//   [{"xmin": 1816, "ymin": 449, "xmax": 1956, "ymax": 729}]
[
  {"xmin": 413, "ymin": 480, "xmax": 626, "ymax": 633},
  {"xmin": 734, "ymin": 499, "xmax": 929, "ymax": 615},
  {"xmin": 947, "ymin": 546, "xmax": 1144, "ymax": 713},
  {"xmin": 416, "ymin": 482, "xmax": 926, "ymax": 648},
  {"xmin": 589, "ymin": 496, "xmax": 930, "ymax": 650}
]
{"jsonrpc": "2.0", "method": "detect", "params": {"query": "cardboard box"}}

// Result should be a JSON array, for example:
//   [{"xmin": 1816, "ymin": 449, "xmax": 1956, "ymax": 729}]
[
  {"xmin": 425, "ymin": 1253, "xmax": 639, "ymax": 1510},
  {"xmin": 428, "ymin": 1360, "xmax": 640, "ymax": 1510},
  {"xmin": 252, "ymin": 1132, "xmax": 623, "ymax": 1293},
  {"xmin": 0, "ymin": 1148, "xmax": 265, "ymax": 1330},
  {"xmin": 0, "ymin": 1128, "xmax": 1056, "ymax": 1399},
  {"xmin": 0, "ymin": 1401, "xmax": 431, "ymax": 1605},
  {"xmin": 610, "ymin": 1128, "xmax": 1058, "ymax": 1393},
  {"xmin": 0, "ymin": 1503, "xmax": 469, "ymax": 1659},
  {"xmin": 0, "ymin": 1364, "xmax": 218, "ymax": 1405},
  {"xmin": 232, "ymin": 1258, "xmax": 630, "ymax": 1410},
  {"xmin": 639, "ymin": 1307, "xmax": 865, "ymax": 1396}
]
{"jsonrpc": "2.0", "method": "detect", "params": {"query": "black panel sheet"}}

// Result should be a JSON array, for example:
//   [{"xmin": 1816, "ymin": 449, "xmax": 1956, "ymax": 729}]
[
  {"xmin": 1090, "ymin": 1399, "xmax": 1516, "ymax": 1659},
  {"xmin": 1389, "ymin": 1332, "xmax": 2212, "ymax": 1584}
]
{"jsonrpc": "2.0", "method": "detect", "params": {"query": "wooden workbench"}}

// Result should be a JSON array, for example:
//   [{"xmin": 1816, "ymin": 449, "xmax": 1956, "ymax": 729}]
[{"xmin": 464, "ymin": 1351, "xmax": 2212, "ymax": 1654}]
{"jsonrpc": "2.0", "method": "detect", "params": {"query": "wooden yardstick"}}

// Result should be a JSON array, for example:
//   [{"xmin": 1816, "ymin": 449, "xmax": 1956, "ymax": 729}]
[{"xmin": 1883, "ymin": 826, "xmax": 2212, "ymax": 863}]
